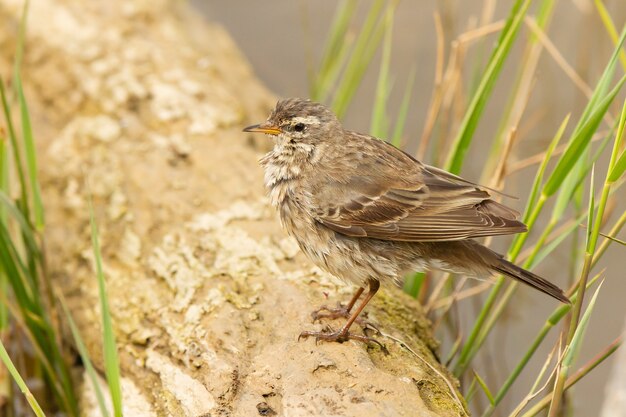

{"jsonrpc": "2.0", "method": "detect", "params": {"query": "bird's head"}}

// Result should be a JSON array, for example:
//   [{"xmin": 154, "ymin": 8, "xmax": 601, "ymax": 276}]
[{"xmin": 243, "ymin": 98, "xmax": 342, "ymax": 149}]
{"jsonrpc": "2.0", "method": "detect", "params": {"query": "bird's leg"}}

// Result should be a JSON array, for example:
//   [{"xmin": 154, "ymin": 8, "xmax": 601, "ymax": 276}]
[
  {"xmin": 299, "ymin": 280, "xmax": 386, "ymax": 351},
  {"xmin": 311, "ymin": 286, "xmax": 365, "ymax": 322}
]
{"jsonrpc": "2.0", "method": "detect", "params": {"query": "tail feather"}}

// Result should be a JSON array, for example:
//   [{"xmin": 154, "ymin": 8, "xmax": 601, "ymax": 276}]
[{"xmin": 494, "ymin": 259, "xmax": 570, "ymax": 304}]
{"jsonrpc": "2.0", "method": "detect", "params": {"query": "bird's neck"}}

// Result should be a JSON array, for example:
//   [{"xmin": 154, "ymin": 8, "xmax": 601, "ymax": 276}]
[
  {"xmin": 260, "ymin": 142, "xmax": 317, "ymax": 208},
  {"xmin": 260, "ymin": 142, "xmax": 316, "ymax": 185}
]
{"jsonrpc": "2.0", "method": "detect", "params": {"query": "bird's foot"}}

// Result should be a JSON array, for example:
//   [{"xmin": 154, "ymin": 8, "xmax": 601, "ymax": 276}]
[
  {"xmin": 298, "ymin": 325, "xmax": 388, "ymax": 353},
  {"xmin": 311, "ymin": 303, "xmax": 374, "ymax": 328},
  {"xmin": 311, "ymin": 303, "xmax": 380, "ymax": 335},
  {"xmin": 311, "ymin": 302, "xmax": 354, "ymax": 322}
]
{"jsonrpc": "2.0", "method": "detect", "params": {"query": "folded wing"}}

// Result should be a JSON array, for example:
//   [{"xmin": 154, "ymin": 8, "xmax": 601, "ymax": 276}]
[{"xmin": 312, "ymin": 138, "xmax": 526, "ymax": 242}]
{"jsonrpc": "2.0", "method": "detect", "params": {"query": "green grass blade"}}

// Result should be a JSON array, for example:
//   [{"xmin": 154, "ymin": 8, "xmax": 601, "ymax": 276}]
[
  {"xmin": 455, "ymin": 158, "xmax": 621, "ymax": 378},
  {"xmin": 551, "ymin": 157, "xmax": 584, "ymax": 225},
  {"xmin": 0, "ymin": 195, "xmax": 43, "ymax": 309},
  {"xmin": 527, "ymin": 115, "xmax": 570, "ymax": 209},
  {"xmin": 549, "ymin": 169, "xmax": 600, "ymax": 415},
  {"xmin": 403, "ymin": 271, "xmax": 425, "ymax": 298},
  {"xmin": 444, "ymin": 0, "xmax": 531, "ymax": 174},
  {"xmin": 1, "ymin": 2, "xmax": 80, "ymax": 413},
  {"xmin": 479, "ymin": 272, "xmax": 602, "ymax": 417},
  {"xmin": 0, "ymin": 191, "xmax": 41, "ymax": 260},
  {"xmin": 563, "ymin": 96, "xmax": 626, "ymax": 341},
  {"xmin": 0, "ymin": 275, "xmax": 7, "ymax": 330},
  {"xmin": 531, "ymin": 220, "xmax": 580, "ymax": 268},
  {"xmin": 315, "ymin": 40, "xmax": 353, "ymax": 105},
  {"xmin": 0, "ymin": 156, "xmax": 7, "ymax": 333},
  {"xmin": 544, "ymin": 75, "xmax": 626, "ymax": 196},
  {"xmin": 607, "ymin": 99, "xmax": 626, "ymax": 182},
  {"xmin": 575, "ymin": 98, "xmax": 626, "ymax": 302},
  {"xmin": 369, "ymin": 6, "xmax": 394, "ymax": 138},
  {"xmin": 59, "ymin": 295, "xmax": 110, "ymax": 417},
  {"xmin": 597, "ymin": 232, "xmax": 626, "ymax": 246},
  {"xmin": 391, "ymin": 69, "xmax": 415, "ymax": 147},
  {"xmin": 0, "ymin": 337, "xmax": 46, "ymax": 417},
  {"xmin": 0, "ymin": 291, "xmax": 77, "ymax": 415},
  {"xmin": 461, "ymin": 174, "xmax": 624, "ymax": 380},
  {"xmin": 521, "ymin": 335, "xmax": 620, "ymax": 417},
  {"xmin": 319, "ymin": 0, "xmax": 358, "ymax": 74},
  {"xmin": 0, "ymin": 222, "xmax": 36, "ymax": 308},
  {"xmin": 548, "ymin": 281, "xmax": 603, "ymax": 416},
  {"xmin": 0, "ymin": 117, "xmax": 8, "ymax": 329},
  {"xmin": 473, "ymin": 371, "xmax": 495, "ymax": 405},
  {"xmin": 311, "ymin": 1, "xmax": 358, "ymax": 102},
  {"xmin": 464, "ymin": 378, "xmax": 478, "ymax": 404},
  {"xmin": 454, "ymin": 113, "xmax": 562, "ymax": 375},
  {"xmin": 0, "ymin": 120, "xmax": 7, "ymax": 216},
  {"xmin": 563, "ymin": 282, "xmax": 603, "ymax": 368},
  {"xmin": 585, "ymin": 166, "xmax": 596, "ymax": 253},
  {"xmin": 0, "ymin": 80, "xmax": 29, "ymax": 220},
  {"xmin": 90, "ymin": 203, "xmax": 123, "ymax": 416},
  {"xmin": 482, "ymin": 0, "xmax": 557, "ymax": 180},
  {"xmin": 594, "ymin": 0, "xmax": 626, "ymax": 71},
  {"xmin": 12, "ymin": 0, "xmax": 43, "ymax": 230},
  {"xmin": 15, "ymin": 77, "xmax": 44, "ymax": 230},
  {"xmin": 317, "ymin": 0, "xmax": 356, "ymax": 77},
  {"xmin": 331, "ymin": 0, "xmax": 388, "ymax": 118},
  {"xmin": 610, "ymin": 149, "xmax": 626, "ymax": 182},
  {"xmin": 550, "ymin": 126, "xmax": 614, "ymax": 223},
  {"xmin": 577, "ymin": 25, "xmax": 626, "ymax": 128},
  {"xmin": 311, "ymin": 0, "xmax": 357, "ymax": 101},
  {"xmin": 0, "ymin": 221, "xmax": 77, "ymax": 415},
  {"xmin": 13, "ymin": 0, "xmax": 28, "ymax": 77},
  {"xmin": 593, "ymin": 209, "xmax": 626, "ymax": 267}
]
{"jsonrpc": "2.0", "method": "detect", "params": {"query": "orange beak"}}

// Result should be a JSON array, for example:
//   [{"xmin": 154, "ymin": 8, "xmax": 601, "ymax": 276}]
[{"xmin": 243, "ymin": 121, "xmax": 282, "ymax": 135}]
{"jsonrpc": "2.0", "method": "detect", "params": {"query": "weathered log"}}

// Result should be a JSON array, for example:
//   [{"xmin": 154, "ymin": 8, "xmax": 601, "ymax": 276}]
[{"xmin": 0, "ymin": 0, "xmax": 466, "ymax": 415}]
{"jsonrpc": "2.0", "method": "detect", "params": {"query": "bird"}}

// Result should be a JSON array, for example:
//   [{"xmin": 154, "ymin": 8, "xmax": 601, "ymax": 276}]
[{"xmin": 243, "ymin": 98, "xmax": 570, "ymax": 346}]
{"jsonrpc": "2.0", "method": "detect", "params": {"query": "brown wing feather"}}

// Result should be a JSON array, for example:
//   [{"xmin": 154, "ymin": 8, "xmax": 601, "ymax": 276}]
[{"xmin": 312, "ymin": 133, "xmax": 527, "ymax": 242}]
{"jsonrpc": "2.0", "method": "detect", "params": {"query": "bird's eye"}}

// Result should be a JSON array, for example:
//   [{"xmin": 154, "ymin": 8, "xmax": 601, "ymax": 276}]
[{"xmin": 293, "ymin": 123, "xmax": 306, "ymax": 132}]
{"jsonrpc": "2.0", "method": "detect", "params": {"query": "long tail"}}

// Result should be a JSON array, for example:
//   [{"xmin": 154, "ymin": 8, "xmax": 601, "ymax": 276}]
[{"xmin": 493, "ymin": 258, "xmax": 570, "ymax": 304}]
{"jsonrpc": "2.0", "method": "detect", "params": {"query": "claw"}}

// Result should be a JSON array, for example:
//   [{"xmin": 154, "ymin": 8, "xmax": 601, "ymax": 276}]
[
  {"xmin": 310, "ymin": 303, "xmax": 375, "ymax": 332},
  {"xmin": 298, "ymin": 327, "xmax": 387, "ymax": 352},
  {"xmin": 298, "ymin": 281, "xmax": 385, "ymax": 351},
  {"xmin": 362, "ymin": 322, "xmax": 382, "ymax": 336},
  {"xmin": 311, "ymin": 303, "xmax": 351, "ymax": 322}
]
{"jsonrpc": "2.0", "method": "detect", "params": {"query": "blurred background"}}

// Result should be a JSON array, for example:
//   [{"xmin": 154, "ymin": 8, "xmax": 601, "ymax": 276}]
[{"xmin": 192, "ymin": 1, "xmax": 626, "ymax": 415}]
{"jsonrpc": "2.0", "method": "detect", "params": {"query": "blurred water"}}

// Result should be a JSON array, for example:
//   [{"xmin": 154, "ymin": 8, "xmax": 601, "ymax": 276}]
[{"xmin": 192, "ymin": 1, "xmax": 626, "ymax": 415}]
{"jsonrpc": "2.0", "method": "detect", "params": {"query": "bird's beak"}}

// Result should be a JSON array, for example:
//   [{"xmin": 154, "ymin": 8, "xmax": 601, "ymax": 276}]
[{"xmin": 243, "ymin": 121, "xmax": 282, "ymax": 135}]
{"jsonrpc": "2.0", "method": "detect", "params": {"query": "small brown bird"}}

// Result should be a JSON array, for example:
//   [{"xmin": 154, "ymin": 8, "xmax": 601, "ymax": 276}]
[{"xmin": 244, "ymin": 98, "xmax": 569, "ymax": 345}]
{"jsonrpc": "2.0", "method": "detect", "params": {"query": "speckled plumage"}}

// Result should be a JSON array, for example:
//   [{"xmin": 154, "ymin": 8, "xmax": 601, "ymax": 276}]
[{"xmin": 245, "ymin": 98, "xmax": 569, "ymax": 344}]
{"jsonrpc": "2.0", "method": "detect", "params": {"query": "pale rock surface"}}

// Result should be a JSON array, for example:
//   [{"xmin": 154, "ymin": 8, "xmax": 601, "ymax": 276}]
[{"xmin": 0, "ymin": 0, "xmax": 467, "ymax": 415}]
